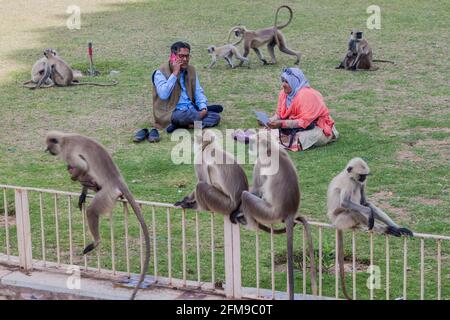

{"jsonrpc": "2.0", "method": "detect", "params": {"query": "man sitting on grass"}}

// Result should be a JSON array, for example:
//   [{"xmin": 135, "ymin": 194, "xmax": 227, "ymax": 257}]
[{"xmin": 152, "ymin": 41, "xmax": 223, "ymax": 133}]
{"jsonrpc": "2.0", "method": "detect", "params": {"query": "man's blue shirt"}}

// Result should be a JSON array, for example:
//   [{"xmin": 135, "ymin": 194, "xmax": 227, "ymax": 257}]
[{"xmin": 153, "ymin": 69, "xmax": 207, "ymax": 111}]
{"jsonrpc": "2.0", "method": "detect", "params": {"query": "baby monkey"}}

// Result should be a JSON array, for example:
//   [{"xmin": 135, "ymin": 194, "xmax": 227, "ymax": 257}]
[{"xmin": 207, "ymin": 44, "xmax": 249, "ymax": 68}]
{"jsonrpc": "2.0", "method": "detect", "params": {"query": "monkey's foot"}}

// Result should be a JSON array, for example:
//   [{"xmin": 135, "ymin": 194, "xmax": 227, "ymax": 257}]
[
  {"xmin": 398, "ymin": 227, "xmax": 414, "ymax": 237},
  {"xmin": 174, "ymin": 198, "xmax": 196, "ymax": 209},
  {"xmin": 230, "ymin": 210, "xmax": 246, "ymax": 225},
  {"xmin": 385, "ymin": 226, "xmax": 402, "ymax": 237},
  {"xmin": 83, "ymin": 243, "xmax": 97, "ymax": 255}
]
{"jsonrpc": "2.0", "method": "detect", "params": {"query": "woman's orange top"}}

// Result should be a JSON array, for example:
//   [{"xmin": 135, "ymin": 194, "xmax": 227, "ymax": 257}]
[{"xmin": 276, "ymin": 87, "xmax": 335, "ymax": 136}]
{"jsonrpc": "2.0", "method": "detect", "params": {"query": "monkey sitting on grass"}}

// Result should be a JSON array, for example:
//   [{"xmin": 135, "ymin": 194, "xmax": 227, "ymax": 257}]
[{"xmin": 336, "ymin": 31, "xmax": 394, "ymax": 71}]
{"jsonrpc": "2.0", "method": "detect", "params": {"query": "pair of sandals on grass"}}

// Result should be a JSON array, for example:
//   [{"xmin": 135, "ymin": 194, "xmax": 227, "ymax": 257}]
[
  {"xmin": 134, "ymin": 105, "xmax": 224, "ymax": 143},
  {"xmin": 133, "ymin": 128, "xmax": 161, "ymax": 143}
]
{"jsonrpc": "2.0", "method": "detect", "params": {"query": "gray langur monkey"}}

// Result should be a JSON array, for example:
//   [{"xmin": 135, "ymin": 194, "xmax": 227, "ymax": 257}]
[
  {"xmin": 336, "ymin": 31, "xmax": 394, "ymax": 71},
  {"xmin": 45, "ymin": 131, "xmax": 150, "ymax": 300},
  {"xmin": 227, "ymin": 5, "xmax": 301, "ymax": 66},
  {"xmin": 23, "ymin": 49, "xmax": 58, "ymax": 88},
  {"xmin": 174, "ymin": 130, "xmax": 249, "ymax": 218},
  {"xmin": 207, "ymin": 44, "xmax": 249, "ymax": 69},
  {"xmin": 327, "ymin": 157, "xmax": 413, "ymax": 299},
  {"xmin": 230, "ymin": 131, "xmax": 317, "ymax": 300},
  {"xmin": 25, "ymin": 49, "xmax": 118, "ymax": 89}
]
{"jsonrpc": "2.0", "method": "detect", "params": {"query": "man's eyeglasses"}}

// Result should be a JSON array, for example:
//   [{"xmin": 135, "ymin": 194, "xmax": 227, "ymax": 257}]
[{"xmin": 177, "ymin": 53, "xmax": 191, "ymax": 60}]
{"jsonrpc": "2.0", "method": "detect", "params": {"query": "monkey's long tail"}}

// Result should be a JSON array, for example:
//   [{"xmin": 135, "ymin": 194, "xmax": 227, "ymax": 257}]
[
  {"xmin": 295, "ymin": 216, "xmax": 318, "ymax": 296},
  {"xmin": 257, "ymin": 222, "xmax": 287, "ymax": 234},
  {"xmin": 22, "ymin": 81, "xmax": 54, "ymax": 89},
  {"xmin": 256, "ymin": 217, "xmax": 317, "ymax": 296},
  {"xmin": 71, "ymin": 80, "xmax": 119, "ymax": 86},
  {"xmin": 226, "ymin": 27, "xmax": 245, "ymax": 46},
  {"xmin": 373, "ymin": 59, "xmax": 395, "ymax": 64},
  {"xmin": 337, "ymin": 230, "xmax": 352, "ymax": 300},
  {"xmin": 273, "ymin": 5, "xmax": 293, "ymax": 49},
  {"xmin": 274, "ymin": 5, "xmax": 293, "ymax": 30},
  {"xmin": 122, "ymin": 188, "xmax": 151, "ymax": 300}
]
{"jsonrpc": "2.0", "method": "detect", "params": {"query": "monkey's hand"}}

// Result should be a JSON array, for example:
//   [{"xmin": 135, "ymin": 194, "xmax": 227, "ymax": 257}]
[
  {"xmin": 368, "ymin": 211, "xmax": 375, "ymax": 230},
  {"xmin": 78, "ymin": 193, "xmax": 87, "ymax": 211},
  {"xmin": 341, "ymin": 195, "xmax": 352, "ymax": 208},
  {"xmin": 68, "ymin": 165, "xmax": 85, "ymax": 181}
]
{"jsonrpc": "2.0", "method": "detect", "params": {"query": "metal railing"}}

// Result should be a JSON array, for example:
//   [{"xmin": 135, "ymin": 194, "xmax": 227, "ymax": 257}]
[{"xmin": 1, "ymin": 184, "xmax": 449, "ymax": 300}]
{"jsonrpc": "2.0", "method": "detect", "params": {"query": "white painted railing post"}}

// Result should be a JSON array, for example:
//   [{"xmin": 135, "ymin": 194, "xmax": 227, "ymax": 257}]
[
  {"xmin": 14, "ymin": 189, "xmax": 33, "ymax": 272},
  {"xmin": 223, "ymin": 216, "xmax": 242, "ymax": 299}
]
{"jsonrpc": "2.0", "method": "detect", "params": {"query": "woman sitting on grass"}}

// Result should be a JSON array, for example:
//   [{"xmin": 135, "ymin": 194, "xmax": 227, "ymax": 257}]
[{"xmin": 267, "ymin": 67, "xmax": 339, "ymax": 151}]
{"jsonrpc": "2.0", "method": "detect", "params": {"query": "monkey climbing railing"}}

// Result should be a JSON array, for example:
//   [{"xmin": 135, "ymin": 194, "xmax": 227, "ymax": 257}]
[{"xmin": 1, "ymin": 184, "xmax": 449, "ymax": 300}]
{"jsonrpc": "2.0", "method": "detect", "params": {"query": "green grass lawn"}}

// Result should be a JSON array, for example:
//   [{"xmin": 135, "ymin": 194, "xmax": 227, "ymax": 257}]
[{"xmin": 0, "ymin": 0, "xmax": 449, "ymax": 299}]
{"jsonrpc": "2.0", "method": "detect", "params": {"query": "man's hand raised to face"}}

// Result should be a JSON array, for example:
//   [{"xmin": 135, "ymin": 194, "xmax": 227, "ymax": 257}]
[{"xmin": 172, "ymin": 58, "xmax": 182, "ymax": 77}]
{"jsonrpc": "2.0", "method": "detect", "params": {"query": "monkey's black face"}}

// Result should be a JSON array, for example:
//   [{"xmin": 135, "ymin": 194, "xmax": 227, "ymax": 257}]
[
  {"xmin": 43, "ymin": 49, "xmax": 55, "ymax": 59},
  {"xmin": 358, "ymin": 174, "xmax": 368, "ymax": 183},
  {"xmin": 347, "ymin": 164, "xmax": 370, "ymax": 183},
  {"xmin": 45, "ymin": 138, "xmax": 60, "ymax": 156}
]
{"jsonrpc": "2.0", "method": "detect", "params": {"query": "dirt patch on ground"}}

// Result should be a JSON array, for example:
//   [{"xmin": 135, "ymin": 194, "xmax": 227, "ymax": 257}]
[
  {"xmin": 396, "ymin": 136, "xmax": 450, "ymax": 164},
  {"xmin": 415, "ymin": 137, "xmax": 450, "ymax": 154},
  {"xmin": 417, "ymin": 127, "xmax": 450, "ymax": 134},
  {"xmin": 274, "ymin": 251, "xmax": 370, "ymax": 274},
  {"xmin": 412, "ymin": 197, "xmax": 444, "ymax": 206},
  {"xmin": 396, "ymin": 150, "xmax": 423, "ymax": 162},
  {"xmin": 370, "ymin": 191, "xmax": 410, "ymax": 222},
  {"xmin": 325, "ymin": 261, "xmax": 369, "ymax": 275}
]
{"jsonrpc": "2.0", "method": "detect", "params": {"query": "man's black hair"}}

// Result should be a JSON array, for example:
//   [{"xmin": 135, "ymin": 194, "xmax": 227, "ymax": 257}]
[{"xmin": 170, "ymin": 41, "xmax": 191, "ymax": 54}]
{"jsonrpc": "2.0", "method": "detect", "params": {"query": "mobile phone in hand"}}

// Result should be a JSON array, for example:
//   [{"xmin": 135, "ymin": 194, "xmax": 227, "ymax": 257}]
[{"xmin": 170, "ymin": 53, "xmax": 177, "ymax": 63}]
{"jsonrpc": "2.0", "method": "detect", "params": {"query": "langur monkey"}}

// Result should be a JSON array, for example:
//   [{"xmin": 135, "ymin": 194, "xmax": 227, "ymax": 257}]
[
  {"xmin": 23, "ymin": 49, "xmax": 59, "ymax": 88},
  {"xmin": 45, "ymin": 131, "xmax": 150, "ymax": 300},
  {"xmin": 25, "ymin": 49, "xmax": 118, "ymax": 89},
  {"xmin": 227, "ymin": 5, "xmax": 301, "ymax": 66},
  {"xmin": 336, "ymin": 31, "xmax": 394, "ymax": 71},
  {"xmin": 174, "ymin": 130, "xmax": 249, "ymax": 218},
  {"xmin": 327, "ymin": 157, "xmax": 413, "ymax": 299},
  {"xmin": 207, "ymin": 44, "xmax": 249, "ymax": 69},
  {"xmin": 230, "ymin": 131, "xmax": 317, "ymax": 300}
]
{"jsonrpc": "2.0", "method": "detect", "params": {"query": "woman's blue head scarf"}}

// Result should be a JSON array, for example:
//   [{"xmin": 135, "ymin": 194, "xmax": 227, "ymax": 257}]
[{"xmin": 280, "ymin": 67, "xmax": 310, "ymax": 108}]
